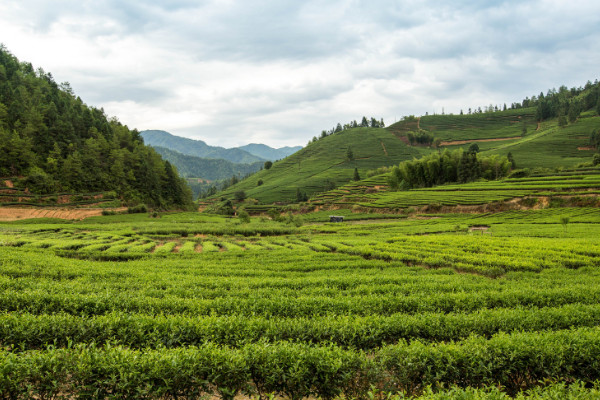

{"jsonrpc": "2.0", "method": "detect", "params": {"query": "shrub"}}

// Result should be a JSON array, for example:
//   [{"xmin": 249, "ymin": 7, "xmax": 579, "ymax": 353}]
[
  {"xmin": 127, "ymin": 204, "xmax": 148, "ymax": 214},
  {"xmin": 237, "ymin": 209, "xmax": 250, "ymax": 224}
]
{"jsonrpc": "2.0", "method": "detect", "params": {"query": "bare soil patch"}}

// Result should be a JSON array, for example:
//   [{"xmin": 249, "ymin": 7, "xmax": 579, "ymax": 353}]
[
  {"xmin": 578, "ymin": 146, "xmax": 595, "ymax": 151},
  {"xmin": 3, "ymin": 180, "xmax": 14, "ymax": 188},
  {"xmin": 440, "ymin": 136, "xmax": 521, "ymax": 146},
  {"xmin": 0, "ymin": 207, "xmax": 126, "ymax": 221}
]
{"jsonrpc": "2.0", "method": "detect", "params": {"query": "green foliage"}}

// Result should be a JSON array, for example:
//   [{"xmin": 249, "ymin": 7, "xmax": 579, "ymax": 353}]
[
  {"xmin": 353, "ymin": 167, "xmax": 361, "ymax": 181},
  {"xmin": 0, "ymin": 47, "xmax": 192, "ymax": 209},
  {"xmin": 407, "ymin": 130, "xmax": 436, "ymax": 146},
  {"xmin": 151, "ymin": 146, "xmax": 263, "ymax": 180},
  {"xmin": 237, "ymin": 209, "xmax": 250, "ymax": 224},
  {"xmin": 127, "ymin": 204, "xmax": 148, "ymax": 214},
  {"xmin": 346, "ymin": 147, "xmax": 354, "ymax": 161},
  {"xmin": 264, "ymin": 161, "xmax": 273, "ymax": 170},
  {"xmin": 234, "ymin": 190, "xmax": 247, "ymax": 201},
  {"xmin": 390, "ymin": 149, "xmax": 511, "ymax": 189},
  {"xmin": 468, "ymin": 143, "xmax": 480, "ymax": 153},
  {"xmin": 3, "ymin": 207, "xmax": 600, "ymax": 397}
]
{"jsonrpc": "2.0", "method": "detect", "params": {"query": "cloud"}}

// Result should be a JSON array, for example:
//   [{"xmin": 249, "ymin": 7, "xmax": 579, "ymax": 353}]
[{"xmin": 1, "ymin": 0, "xmax": 599, "ymax": 147}]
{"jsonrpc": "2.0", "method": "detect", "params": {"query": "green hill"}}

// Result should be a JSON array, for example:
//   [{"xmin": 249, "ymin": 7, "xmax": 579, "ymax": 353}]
[
  {"xmin": 214, "ymin": 82, "xmax": 600, "ymax": 206},
  {"xmin": 212, "ymin": 127, "xmax": 423, "ymax": 204},
  {"xmin": 0, "ymin": 47, "xmax": 193, "ymax": 209},
  {"xmin": 152, "ymin": 146, "xmax": 263, "ymax": 180}
]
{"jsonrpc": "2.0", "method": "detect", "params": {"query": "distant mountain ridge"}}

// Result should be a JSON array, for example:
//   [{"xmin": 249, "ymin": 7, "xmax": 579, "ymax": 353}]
[
  {"xmin": 152, "ymin": 146, "xmax": 263, "ymax": 181},
  {"xmin": 238, "ymin": 143, "xmax": 302, "ymax": 160},
  {"xmin": 141, "ymin": 130, "xmax": 264, "ymax": 164},
  {"xmin": 141, "ymin": 130, "xmax": 302, "ymax": 163}
]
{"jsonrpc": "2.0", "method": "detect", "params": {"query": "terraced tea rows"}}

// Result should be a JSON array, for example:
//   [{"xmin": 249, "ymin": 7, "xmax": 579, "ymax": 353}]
[
  {"xmin": 1, "ymin": 209, "xmax": 600, "ymax": 398},
  {"xmin": 311, "ymin": 169, "xmax": 600, "ymax": 210}
]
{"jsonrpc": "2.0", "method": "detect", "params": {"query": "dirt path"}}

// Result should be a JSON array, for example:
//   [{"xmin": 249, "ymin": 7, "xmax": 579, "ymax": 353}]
[
  {"xmin": 578, "ymin": 146, "xmax": 596, "ymax": 151},
  {"xmin": 417, "ymin": 117, "xmax": 421, "ymax": 130},
  {"xmin": 440, "ymin": 136, "xmax": 521, "ymax": 146},
  {"xmin": 381, "ymin": 141, "xmax": 388, "ymax": 156},
  {"xmin": 0, "ymin": 207, "xmax": 126, "ymax": 221}
]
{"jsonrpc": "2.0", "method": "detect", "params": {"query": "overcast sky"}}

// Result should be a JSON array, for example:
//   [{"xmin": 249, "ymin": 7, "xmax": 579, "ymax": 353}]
[{"xmin": 1, "ymin": 1, "xmax": 599, "ymax": 148}]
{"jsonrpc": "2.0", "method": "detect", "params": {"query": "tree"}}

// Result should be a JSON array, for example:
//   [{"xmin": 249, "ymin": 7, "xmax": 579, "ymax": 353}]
[
  {"xmin": 507, "ymin": 152, "xmax": 516, "ymax": 169},
  {"xmin": 560, "ymin": 216, "xmax": 570, "ymax": 232},
  {"xmin": 568, "ymin": 100, "xmax": 581, "ymax": 123},
  {"xmin": 264, "ymin": 161, "xmax": 273, "ymax": 170},
  {"xmin": 593, "ymin": 153, "xmax": 600, "ymax": 166},
  {"xmin": 257, "ymin": 179, "xmax": 263, "ymax": 186},
  {"xmin": 468, "ymin": 143, "xmax": 479, "ymax": 154},
  {"xmin": 558, "ymin": 115, "xmax": 568, "ymax": 127},
  {"xmin": 346, "ymin": 147, "xmax": 354, "ymax": 161},
  {"xmin": 353, "ymin": 167, "xmax": 360, "ymax": 181},
  {"xmin": 295, "ymin": 188, "xmax": 308, "ymax": 202},
  {"xmin": 360, "ymin": 116, "xmax": 369, "ymax": 127},
  {"xmin": 234, "ymin": 190, "xmax": 246, "ymax": 201}
]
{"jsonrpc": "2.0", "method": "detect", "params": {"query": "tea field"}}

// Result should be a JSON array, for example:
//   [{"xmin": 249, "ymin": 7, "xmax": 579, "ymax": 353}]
[{"xmin": 1, "ymin": 209, "xmax": 600, "ymax": 399}]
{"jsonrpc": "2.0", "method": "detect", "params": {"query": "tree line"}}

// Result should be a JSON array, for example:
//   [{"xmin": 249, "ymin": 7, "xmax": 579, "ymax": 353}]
[
  {"xmin": 445, "ymin": 80, "xmax": 600, "ymax": 122},
  {"xmin": 308, "ymin": 116, "xmax": 385, "ymax": 145},
  {"xmin": 0, "ymin": 46, "xmax": 193, "ymax": 208}
]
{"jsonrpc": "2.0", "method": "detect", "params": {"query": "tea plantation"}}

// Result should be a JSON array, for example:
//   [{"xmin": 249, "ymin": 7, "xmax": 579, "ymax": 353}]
[{"xmin": 1, "ymin": 207, "xmax": 600, "ymax": 399}]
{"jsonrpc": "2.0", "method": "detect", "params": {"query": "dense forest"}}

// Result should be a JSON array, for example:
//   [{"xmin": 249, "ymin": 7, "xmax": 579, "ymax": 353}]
[
  {"xmin": 151, "ymin": 146, "xmax": 263, "ymax": 181},
  {"xmin": 0, "ymin": 46, "xmax": 193, "ymax": 208}
]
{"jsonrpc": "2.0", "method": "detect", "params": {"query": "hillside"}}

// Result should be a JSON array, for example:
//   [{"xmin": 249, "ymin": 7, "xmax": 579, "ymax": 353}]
[
  {"xmin": 0, "ymin": 47, "xmax": 193, "ymax": 209},
  {"xmin": 213, "ymin": 82, "xmax": 600, "ymax": 205},
  {"xmin": 141, "ymin": 130, "xmax": 265, "ymax": 164},
  {"xmin": 238, "ymin": 143, "xmax": 302, "ymax": 160},
  {"xmin": 212, "ymin": 127, "xmax": 423, "ymax": 204},
  {"xmin": 152, "ymin": 146, "xmax": 263, "ymax": 180}
]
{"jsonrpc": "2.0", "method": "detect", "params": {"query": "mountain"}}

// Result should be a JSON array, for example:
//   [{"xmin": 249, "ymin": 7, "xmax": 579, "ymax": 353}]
[
  {"xmin": 152, "ymin": 146, "xmax": 263, "ymax": 180},
  {"xmin": 211, "ymin": 81, "xmax": 600, "ymax": 204},
  {"xmin": 238, "ymin": 143, "xmax": 302, "ymax": 160},
  {"xmin": 0, "ymin": 47, "xmax": 193, "ymax": 209},
  {"xmin": 141, "ymin": 130, "xmax": 265, "ymax": 164}
]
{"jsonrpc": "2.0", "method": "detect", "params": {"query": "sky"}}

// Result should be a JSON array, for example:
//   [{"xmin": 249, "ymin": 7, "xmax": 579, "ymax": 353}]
[{"xmin": 1, "ymin": 0, "xmax": 600, "ymax": 148}]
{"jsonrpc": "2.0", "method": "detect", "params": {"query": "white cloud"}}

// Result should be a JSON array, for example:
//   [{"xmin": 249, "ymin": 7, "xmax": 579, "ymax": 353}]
[{"xmin": 1, "ymin": 0, "xmax": 599, "ymax": 147}]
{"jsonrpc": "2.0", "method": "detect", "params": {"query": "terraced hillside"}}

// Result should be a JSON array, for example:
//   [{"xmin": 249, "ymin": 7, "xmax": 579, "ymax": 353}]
[
  {"xmin": 213, "ymin": 127, "xmax": 423, "ymax": 204},
  {"xmin": 388, "ymin": 108, "xmax": 538, "ymax": 141},
  {"xmin": 310, "ymin": 167, "xmax": 600, "ymax": 211},
  {"xmin": 215, "ymin": 107, "xmax": 599, "ymax": 205}
]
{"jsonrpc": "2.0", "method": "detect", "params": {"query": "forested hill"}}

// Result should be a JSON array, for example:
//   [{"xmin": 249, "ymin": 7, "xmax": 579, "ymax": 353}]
[
  {"xmin": 141, "ymin": 130, "xmax": 265, "ymax": 164},
  {"xmin": 0, "ymin": 46, "xmax": 193, "ymax": 209},
  {"xmin": 152, "ymin": 146, "xmax": 263, "ymax": 180}
]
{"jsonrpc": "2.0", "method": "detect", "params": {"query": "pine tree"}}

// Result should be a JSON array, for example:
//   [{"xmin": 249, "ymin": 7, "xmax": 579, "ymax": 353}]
[
  {"xmin": 346, "ymin": 147, "xmax": 354, "ymax": 161},
  {"xmin": 507, "ymin": 152, "xmax": 516, "ymax": 169},
  {"xmin": 353, "ymin": 168, "xmax": 360, "ymax": 181}
]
